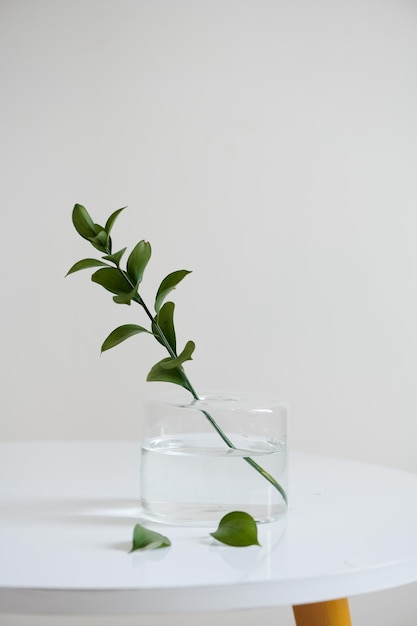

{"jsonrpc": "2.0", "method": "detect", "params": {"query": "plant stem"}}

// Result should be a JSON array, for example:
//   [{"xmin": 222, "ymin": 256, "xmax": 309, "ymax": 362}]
[{"xmin": 119, "ymin": 265, "xmax": 288, "ymax": 505}]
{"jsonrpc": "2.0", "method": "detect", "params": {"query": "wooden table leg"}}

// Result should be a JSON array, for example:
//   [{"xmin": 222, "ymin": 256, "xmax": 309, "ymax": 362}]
[{"xmin": 292, "ymin": 598, "xmax": 352, "ymax": 626}]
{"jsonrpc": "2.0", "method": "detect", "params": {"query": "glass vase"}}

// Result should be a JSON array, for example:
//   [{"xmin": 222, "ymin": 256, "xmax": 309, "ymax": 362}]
[{"xmin": 139, "ymin": 391, "xmax": 288, "ymax": 526}]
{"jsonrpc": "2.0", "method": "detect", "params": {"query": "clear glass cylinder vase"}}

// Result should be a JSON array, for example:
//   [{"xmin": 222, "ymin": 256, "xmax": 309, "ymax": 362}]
[{"xmin": 139, "ymin": 391, "xmax": 288, "ymax": 526}]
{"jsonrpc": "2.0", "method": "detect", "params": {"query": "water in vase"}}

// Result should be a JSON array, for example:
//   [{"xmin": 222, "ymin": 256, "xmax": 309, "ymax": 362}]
[{"xmin": 139, "ymin": 432, "xmax": 287, "ymax": 525}]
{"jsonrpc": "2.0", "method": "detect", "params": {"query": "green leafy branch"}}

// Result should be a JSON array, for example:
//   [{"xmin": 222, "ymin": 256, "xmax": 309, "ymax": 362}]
[{"xmin": 67, "ymin": 204, "xmax": 287, "ymax": 505}]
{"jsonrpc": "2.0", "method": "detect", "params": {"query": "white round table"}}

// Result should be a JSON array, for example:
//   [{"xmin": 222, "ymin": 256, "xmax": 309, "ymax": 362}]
[{"xmin": 1, "ymin": 442, "xmax": 417, "ymax": 625}]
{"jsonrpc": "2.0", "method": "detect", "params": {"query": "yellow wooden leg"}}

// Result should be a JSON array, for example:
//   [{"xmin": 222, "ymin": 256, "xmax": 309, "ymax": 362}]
[{"xmin": 292, "ymin": 598, "xmax": 352, "ymax": 626}]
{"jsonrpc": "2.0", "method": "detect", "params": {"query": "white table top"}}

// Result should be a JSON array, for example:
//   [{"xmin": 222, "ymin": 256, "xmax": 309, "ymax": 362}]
[{"xmin": 1, "ymin": 441, "xmax": 417, "ymax": 615}]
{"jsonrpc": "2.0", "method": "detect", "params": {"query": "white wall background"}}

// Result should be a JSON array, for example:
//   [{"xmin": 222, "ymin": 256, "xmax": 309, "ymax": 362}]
[{"xmin": 1, "ymin": 0, "xmax": 417, "ymax": 624}]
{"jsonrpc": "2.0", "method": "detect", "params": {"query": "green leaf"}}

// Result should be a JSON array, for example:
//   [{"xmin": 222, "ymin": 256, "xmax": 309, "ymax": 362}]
[
  {"xmin": 112, "ymin": 286, "xmax": 138, "ymax": 305},
  {"xmin": 66, "ymin": 258, "xmax": 109, "ymax": 276},
  {"xmin": 101, "ymin": 324, "xmax": 149, "ymax": 352},
  {"xmin": 160, "ymin": 340, "xmax": 195, "ymax": 369},
  {"xmin": 130, "ymin": 523, "xmax": 171, "ymax": 552},
  {"xmin": 103, "ymin": 247, "xmax": 127, "ymax": 267},
  {"xmin": 146, "ymin": 358, "xmax": 188, "ymax": 387},
  {"xmin": 72, "ymin": 204, "xmax": 97, "ymax": 240},
  {"xmin": 146, "ymin": 341, "xmax": 195, "ymax": 387},
  {"xmin": 210, "ymin": 512, "xmax": 261, "ymax": 547},
  {"xmin": 105, "ymin": 207, "xmax": 126, "ymax": 234},
  {"xmin": 154, "ymin": 301, "xmax": 176, "ymax": 352},
  {"xmin": 155, "ymin": 270, "xmax": 191, "ymax": 313},
  {"xmin": 89, "ymin": 226, "xmax": 109, "ymax": 253},
  {"xmin": 92, "ymin": 226, "xmax": 107, "ymax": 242},
  {"xmin": 91, "ymin": 267, "xmax": 132, "ymax": 295},
  {"xmin": 127, "ymin": 240, "xmax": 151, "ymax": 285}
]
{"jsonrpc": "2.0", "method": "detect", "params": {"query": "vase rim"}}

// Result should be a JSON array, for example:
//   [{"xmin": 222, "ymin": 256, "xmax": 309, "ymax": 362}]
[{"xmin": 144, "ymin": 389, "xmax": 288, "ymax": 412}]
